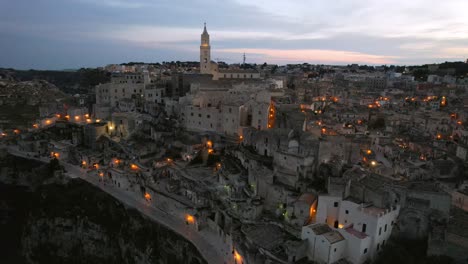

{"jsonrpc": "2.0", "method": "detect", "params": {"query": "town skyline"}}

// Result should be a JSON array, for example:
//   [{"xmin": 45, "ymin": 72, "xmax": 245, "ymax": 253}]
[{"xmin": 1, "ymin": 0, "xmax": 468, "ymax": 70}]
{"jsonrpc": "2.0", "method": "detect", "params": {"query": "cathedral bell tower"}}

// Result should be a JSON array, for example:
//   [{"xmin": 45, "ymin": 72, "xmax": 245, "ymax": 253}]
[{"xmin": 200, "ymin": 23, "xmax": 211, "ymax": 74}]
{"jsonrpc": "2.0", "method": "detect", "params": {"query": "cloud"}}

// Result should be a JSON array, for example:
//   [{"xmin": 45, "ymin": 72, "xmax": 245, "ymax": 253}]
[
  {"xmin": 1, "ymin": 0, "xmax": 467, "ymax": 68},
  {"xmin": 72, "ymin": 0, "xmax": 150, "ymax": 8}
]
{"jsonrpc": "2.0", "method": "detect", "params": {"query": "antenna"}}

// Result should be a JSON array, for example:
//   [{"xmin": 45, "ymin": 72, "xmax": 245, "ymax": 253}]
[{"xmin": 243, "ymin": 53, "xmax": 246, "ymax": 65}]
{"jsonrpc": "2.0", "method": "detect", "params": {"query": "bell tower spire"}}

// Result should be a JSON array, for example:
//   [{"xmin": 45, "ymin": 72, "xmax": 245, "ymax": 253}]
[{"xmin": 200, "ymin": 23, "xmax": 211, "ymax": 74}]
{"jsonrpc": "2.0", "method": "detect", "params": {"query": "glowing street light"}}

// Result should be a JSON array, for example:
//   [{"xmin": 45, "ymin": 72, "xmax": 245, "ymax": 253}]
[
  {"xmin": 234, "ymin": 250, "xmax": 242, "ymax": 263},
  {"xmin": 186, "ymin": 214, "xmax": 195, "ymax": 224},
  {"xmin": 144, "ymin": 192, "xmax": 151, "ymax": 201}
]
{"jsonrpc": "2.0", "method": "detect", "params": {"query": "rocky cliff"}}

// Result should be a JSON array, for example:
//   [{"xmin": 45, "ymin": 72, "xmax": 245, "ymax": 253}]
[{"xmin": 0, "ymin": 155, "xmax": 206, "ymax": 264}]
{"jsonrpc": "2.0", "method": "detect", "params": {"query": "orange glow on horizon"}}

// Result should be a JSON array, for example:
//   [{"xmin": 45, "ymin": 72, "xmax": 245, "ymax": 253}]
[{"xmin": 218, "ymin": 48, "xmax": 397, "ymax": 64}]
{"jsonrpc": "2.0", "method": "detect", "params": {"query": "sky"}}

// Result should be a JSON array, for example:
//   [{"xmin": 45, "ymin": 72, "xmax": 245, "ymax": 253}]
[{"xmin": 1, "ymin": 0, "xmax": 467, "ymax": 69}]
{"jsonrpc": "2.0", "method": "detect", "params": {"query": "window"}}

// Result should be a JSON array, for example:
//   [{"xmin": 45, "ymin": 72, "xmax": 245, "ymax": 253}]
[
  {"xmin": 379, "ymin": 227, "xmax": 382, "ymax": 235},
  {"xmin": 377, "ymin": 243, "xmax": 380, "ymax": 251},
  {"xmin": 334, "ymin": 202, "xmax": 339, "ymax": 207},
  {"xmin": 384, "ymin": 224, "xmax": 387, "ymax": 232},
  {"xmin": 391, "ymin": 221, "xmax": 394, "ymax": 225},
  {"xmin": 229, "ymin": 108, "xmax": 232, "ymax": 113},
  {"xmin": 362, "ymin": 224, "xmax": 367, "ymax": 233},
  {"xmin": 345, "ymin": 210, "xmax": 349, "ymax": 214},
  {"xmin": 207, "ymin": 115, "xmax": 210, "ymax": 118},
  {"xmin": 191, "ymin": 113, "xmax": 194, "ymax": 116},
  {"xmin": 382, "ymin": 240, "xmax": 385, "ymax": 246},
  {"xmin": 198, "ymin": 114, "xmax": 202, "ymax": 117},
  {"xmin": 334, "ymin": 248, "xmax": 337, "ymax": 252},
  {"xmin": 364, "ymin": 248, "xmax": 367, "ymax": 254}
]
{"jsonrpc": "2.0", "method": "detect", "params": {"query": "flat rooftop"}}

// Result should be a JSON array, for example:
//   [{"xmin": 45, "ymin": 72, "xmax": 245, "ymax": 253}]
[
  {"xmin": 323, "ymin": 230, "xmax": 345, "ymax": 244},
  {"xmin": 361, "ymin": 205, "xmax": 387, "ymax": 217},
  {"xmin": 310, "ymin": 223, "xmax": 332, "ymax": 235}
]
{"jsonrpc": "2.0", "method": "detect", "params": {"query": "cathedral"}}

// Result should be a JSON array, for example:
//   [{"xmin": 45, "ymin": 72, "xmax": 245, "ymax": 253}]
[{"xmin": 199, "ymin": 24, "xmax": 261, "ymax": 80}]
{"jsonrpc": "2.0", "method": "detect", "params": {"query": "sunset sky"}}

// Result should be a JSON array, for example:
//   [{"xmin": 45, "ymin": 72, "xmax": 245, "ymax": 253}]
[{"xmin": 1, "ymin": 0, "xmax": 467, "ymax": 69}]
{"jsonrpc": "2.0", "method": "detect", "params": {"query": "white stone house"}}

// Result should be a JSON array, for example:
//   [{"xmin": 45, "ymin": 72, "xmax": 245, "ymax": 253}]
[{"xmin": 302, "ymin": 195, "xmax": 400, "ymax": 264}]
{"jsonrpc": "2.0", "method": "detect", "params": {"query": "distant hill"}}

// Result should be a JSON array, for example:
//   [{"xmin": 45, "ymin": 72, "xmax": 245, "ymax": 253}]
[{"xmin": 0, "ymin": 68, "xmax": 110, "ymax": 94}]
